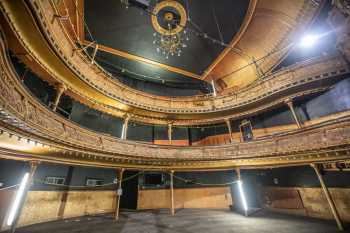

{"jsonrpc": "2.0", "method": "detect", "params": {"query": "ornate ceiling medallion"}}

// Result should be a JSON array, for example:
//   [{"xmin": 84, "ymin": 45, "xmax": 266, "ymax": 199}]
[
  {"xmin": 151, "ymin": 0, "xmax": 189, "ymax": 58},
  {"xmin": 151, "ymin": 0, "xmax": 187, "ymax": 35}
]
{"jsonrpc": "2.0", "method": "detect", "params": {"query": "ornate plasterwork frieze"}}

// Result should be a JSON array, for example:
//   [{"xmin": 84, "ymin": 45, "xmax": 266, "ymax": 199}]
[{"xmin": 0, "ymin": 31, "xmax": 350, "ymax": 169}]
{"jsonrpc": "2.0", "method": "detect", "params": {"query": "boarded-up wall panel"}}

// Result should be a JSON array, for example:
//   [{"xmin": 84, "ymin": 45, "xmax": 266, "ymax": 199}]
[
  {"xmin": 263, "ymin": 187, "xmax": 304, "ymax": 209},
  {"xmin": 298, "ymin": 188, "xmax": 332, "ymax": 219},
  {"xmin": 15, "ymin": 190, "xmax": 115, "ymax": 227},
  {"xmin": 263, "ymin": 187, "xmax": 350, "ymax": 222},
  {"xmin": 137, "ymin": 187, "xmax": 232, "ymax": 210}
]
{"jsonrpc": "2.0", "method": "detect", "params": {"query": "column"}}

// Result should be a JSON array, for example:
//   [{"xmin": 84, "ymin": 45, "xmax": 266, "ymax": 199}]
[
  {"xmin": 311, "ymin": 163, "xmax": 343, "ymax": 231},
  {"xmin": 168, "ymin": 123, "xmax": 173, "ymax": 145},
  {"xmin": 225, "ymin": 118, "xmax": 234, "ymax": 143},
  {"xmin": 114, "ymin": 168, "xmax": 124, "ymax": 221},
  {"xmin": 211, "ymin": 79, "xmax": 217, "ymax": 97},
  {"xmin": 169, "ymin": 171, "xmax": 175, "ymax": 216},
  {"xmin": 121, "ymin": 115, "xmax": 130, "ymax": 140},
  {"xmin": 52, "ymin": 83, "xmax": 67, "ymax": 112},
  {"xmin": 10, "ymin": 161, "xmax": 39, "ymax": 233},
  {"xmin": 236, "ymin": 168, "xmax": 241, "ymax": 180},
  {"xmin": 285, "ymin": 98, "xmax": 302, "ymax": 129}
]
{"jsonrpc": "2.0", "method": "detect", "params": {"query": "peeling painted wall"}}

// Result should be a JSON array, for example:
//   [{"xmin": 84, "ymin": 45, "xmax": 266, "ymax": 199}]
[
  {"xmin": 263, "ymin": 187, "xmax": 350, "ymax": 222},
  {"xmin": 0, "ymin": 190, "xmax": 116, "ymax": 230}
]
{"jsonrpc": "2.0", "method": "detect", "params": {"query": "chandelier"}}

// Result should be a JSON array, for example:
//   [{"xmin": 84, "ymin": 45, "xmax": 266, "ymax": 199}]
[
  {"xmin": 153, "ymin": 24, "xmax": 189, "ymax": 59},
  {"xmin": 151, "ymin": 1, "xmax": 189, "ymax": 59}
]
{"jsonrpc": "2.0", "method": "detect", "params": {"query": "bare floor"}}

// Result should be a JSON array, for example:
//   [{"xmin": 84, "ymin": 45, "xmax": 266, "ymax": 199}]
[{"xmin": 10, "ymin": 209, "xmax": 345, "ymax": 233}]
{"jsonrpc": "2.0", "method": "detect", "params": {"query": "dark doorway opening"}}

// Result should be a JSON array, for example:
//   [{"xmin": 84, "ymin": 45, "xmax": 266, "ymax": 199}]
[{"xmin": 120, "ymin": 171, "xmax": 139, "ymax": 210}]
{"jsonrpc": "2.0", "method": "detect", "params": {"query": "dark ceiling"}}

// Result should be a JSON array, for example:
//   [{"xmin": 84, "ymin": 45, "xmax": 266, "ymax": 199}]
[
  {"xmin": 94, "ymin": 50, "xmax": 212, "ymax": 96},
  {"xmin": 84, "ymin": 0, "xmax": 250, "ymax": 94}
]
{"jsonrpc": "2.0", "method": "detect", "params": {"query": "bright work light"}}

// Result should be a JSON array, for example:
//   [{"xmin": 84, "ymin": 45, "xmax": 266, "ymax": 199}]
[
  {"xmin": 299, "ymin": 34, "xmax": 319, "ymax": 48},
  {"xmin": 7, "ymin": 173, "xmax": 29, "ymax": 226},
  {"xmin": 237, "ymin": 180, "xmax": 248, "ymax": 215}
]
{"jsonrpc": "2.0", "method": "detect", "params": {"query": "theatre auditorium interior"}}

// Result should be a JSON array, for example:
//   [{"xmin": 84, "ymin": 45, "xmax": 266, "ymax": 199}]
[{"xmin": 1, "ymin": 0, "xmax": 350, "ymax": 232}]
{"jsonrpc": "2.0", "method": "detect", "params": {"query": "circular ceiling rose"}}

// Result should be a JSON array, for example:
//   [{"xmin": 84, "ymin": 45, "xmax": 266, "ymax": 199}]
[{"xmin": 151, "ymin": 0, "xmax": 187, "ymax": 36}]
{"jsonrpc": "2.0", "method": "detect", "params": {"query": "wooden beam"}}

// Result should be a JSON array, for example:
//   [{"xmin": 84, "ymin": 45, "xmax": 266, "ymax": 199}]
[{"xmin": 82, "ymin": 40, "xmax": 201, "ymax": 79}]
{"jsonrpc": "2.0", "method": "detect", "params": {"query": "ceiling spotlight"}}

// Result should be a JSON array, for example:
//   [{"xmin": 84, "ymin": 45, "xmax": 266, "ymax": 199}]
[{"xmin": 299, "ymin": 34, "xmax": 319, "ymax": 48}]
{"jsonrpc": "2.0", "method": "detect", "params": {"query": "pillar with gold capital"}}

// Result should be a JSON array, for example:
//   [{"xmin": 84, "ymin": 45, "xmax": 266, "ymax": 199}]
[
  {"xmin": 285, "ymin": 98, "xmax": 302, "ymax": 129},
  {"xmin": 168, "ymin": 122, "xmax": 173, "ymax": 145},
  {"xmin": 121, "ymin": 115, "xmax": 131, "ymax": 140},
  {"xmin": 52, "ymin": 83, "xmax": 67, "ymax": 112}
]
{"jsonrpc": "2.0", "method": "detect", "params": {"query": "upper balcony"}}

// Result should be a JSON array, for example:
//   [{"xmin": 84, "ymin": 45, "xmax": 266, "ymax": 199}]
[
  {"xmin": 0, "ymin": 25, "xmax": 350, "ymax": 169},
  {"xmin": 1, "ymin": 0, "xmax": 344, "ymax": 125}
]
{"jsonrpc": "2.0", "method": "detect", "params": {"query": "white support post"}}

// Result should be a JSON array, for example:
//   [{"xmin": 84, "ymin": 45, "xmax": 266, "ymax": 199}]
[
  {"xmin": 168, "ymin": 123, "xmax": 173, "ymax": 144},
  {"xmin": 121, "ymin": 115, "xmax": 130, "ymax": 140},
  {"xmin": 225, "ymin": 118, "xmax": 233, "ymax": 143},
  {"xmin": 211, "ymin": 80, "xmax": 217, "ymax": 97}
]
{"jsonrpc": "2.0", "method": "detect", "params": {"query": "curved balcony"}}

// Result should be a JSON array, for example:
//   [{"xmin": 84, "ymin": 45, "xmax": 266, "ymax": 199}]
[
  {"xmin": 1, "ymin": 0, "xmax": 346, "ymax": 125},
  {"xmin": 0, "ymin": 31, "xmax": 349, "ymax": 170}
]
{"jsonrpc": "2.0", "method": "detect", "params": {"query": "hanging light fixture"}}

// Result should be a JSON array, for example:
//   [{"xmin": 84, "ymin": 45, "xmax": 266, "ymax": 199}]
[
  {"xmin": 153, "ymin": 24, "xmax": 189, "ymax": 59},
  {"xmin": 151, "ymin": 1, "xmax": 189, "ymax": 59}
]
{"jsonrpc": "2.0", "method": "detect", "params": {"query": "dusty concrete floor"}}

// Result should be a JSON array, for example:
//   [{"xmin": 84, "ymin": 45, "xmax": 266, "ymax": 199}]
[{"xmin": 10, "ymin": 209, "xmax": 345, "ymax": 233}]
